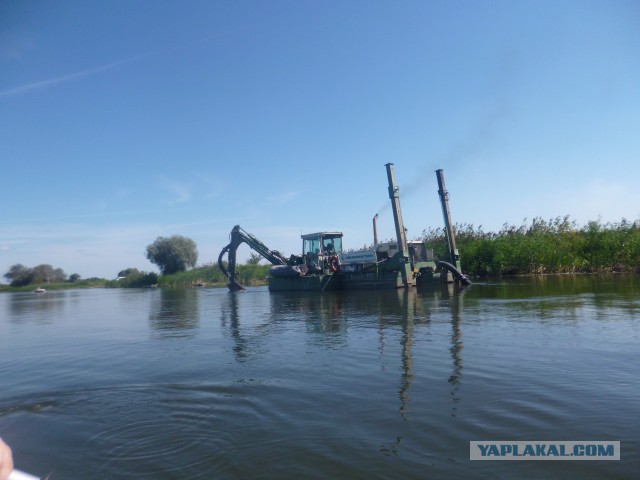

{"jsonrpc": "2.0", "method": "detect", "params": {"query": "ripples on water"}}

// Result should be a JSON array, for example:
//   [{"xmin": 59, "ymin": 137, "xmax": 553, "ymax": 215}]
[{"xmin": 0, "ymin": 276, "xmax": 639, "ymax": 479}]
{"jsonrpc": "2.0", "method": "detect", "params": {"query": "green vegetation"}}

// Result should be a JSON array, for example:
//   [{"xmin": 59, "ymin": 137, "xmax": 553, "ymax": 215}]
[
  {"xmin": 155, "ymin": 264, "xmax": 225, "ymax": 287},
  {"xmin": 156, "ymin": 263, "xmax": 270, "ymax": 288},
  {"xmin": 2, "ymin": 263, "xmax": 90, "ymax": 290},
  {"xmin": 105, "ymin": 269, "xmax": 158, "ymax": 288},
  {"xmin": 423, "ymin": 216, "xmax": 640, "ymax": 277},
  {"xmin": 146, "ymin": 235, "xmax": 198, "ymax": 275},
  {"xmin": 4, "ymin": 263, "xmax": 70, "ymax": 287},
  {"xmin": 234, "ymin": 264, "xmax": 271, "ymax": 286},
  {"xmin": 103, "ymin": 263, "xmax": 270, "ymax": 289}
]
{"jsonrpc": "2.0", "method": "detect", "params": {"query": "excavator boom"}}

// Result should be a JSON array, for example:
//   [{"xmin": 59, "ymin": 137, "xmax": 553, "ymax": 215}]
[{"xmin": 218, "ymin": 225, "xmax": 288, "ymax": 291}]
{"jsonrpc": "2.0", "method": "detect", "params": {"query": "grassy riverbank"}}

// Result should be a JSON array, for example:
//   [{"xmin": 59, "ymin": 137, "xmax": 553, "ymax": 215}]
[{"xmin": 423, "ymin": 217, "xmax": 640, "ymax": 277}]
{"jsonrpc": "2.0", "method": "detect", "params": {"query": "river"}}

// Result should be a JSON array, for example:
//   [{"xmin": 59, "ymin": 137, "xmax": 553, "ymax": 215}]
[{"xmin": 1, "ymin": 275, "xmax": 638, "ymax": 479}]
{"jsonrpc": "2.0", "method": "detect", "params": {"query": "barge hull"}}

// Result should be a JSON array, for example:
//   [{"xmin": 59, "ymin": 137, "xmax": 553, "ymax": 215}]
[
  {"xmin": 268, "ymin": 274, "xmax": 341, "ymax": 292},
  {"xmin": 268, "ymin": 270, "xmax": 414, "ymax": 291},
  {"xmin": 340, "ymin": 270, "xmax": 413, "ymax": 289}
]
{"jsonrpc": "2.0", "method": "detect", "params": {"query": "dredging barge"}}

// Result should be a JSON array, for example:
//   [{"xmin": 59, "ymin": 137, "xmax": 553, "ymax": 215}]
[{"xmin": 218, "ymin": 163, "xmax": 470, "ymax": 292}]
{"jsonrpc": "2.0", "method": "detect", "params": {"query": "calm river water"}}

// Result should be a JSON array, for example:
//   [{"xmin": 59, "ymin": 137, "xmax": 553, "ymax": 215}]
[{"xmin": 1, "ymin": 276, "xmax": 639, "ymax": 479}]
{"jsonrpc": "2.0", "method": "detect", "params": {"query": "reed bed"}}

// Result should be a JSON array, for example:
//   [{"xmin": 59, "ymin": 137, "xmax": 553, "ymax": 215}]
[{"xmin": 422, "ymin": 216, "xmax": 640, "ymax": 277}]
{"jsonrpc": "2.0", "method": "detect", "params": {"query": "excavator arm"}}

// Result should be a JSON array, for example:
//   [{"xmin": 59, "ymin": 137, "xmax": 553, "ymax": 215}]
[{"xmin": 218, "ymin": 225, "xmax": 288, "ymax": 291}]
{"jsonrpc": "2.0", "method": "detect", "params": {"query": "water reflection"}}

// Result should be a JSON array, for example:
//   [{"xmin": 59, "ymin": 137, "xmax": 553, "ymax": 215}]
[
  {"xmin": 464, "ymin": 275, "xmax": 640, "ymax": 324},
  {"xmin": 468, "ymin": 274, "xmax": 640, "ymax": 300},
  {"xmin": 7, "ymin": 291, "xmax": 66, "ymax": 324},
  {"xmin": 269, "ymin": 291, "xmax": 347, "ymax": 336},
  {"xmin": 219, "ymin": 292, "xmax": 249, "ymax": 361},
  {"xmin": 267, "ymin": 288, "xmax": 463, "ymax": 422},
  {"xmin": 440, "ymin": 284, "xmax": 465, "ymax": 417},
  {"xmin": 3, "ymin": 280, "xmax": 638, "ymax": 479},
  {"xmin": 396, "ymin": 290, "xmax": 420, "ymax": 421},
  {"xmin": 148, "ymin": 289, "xmax": 200, "ymax": 339}
]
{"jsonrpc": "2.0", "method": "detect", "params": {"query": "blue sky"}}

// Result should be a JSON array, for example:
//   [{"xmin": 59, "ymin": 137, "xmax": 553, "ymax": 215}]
[{"xmin": 1, "ymin": 0, "xmax": 639, "ymax": 280}]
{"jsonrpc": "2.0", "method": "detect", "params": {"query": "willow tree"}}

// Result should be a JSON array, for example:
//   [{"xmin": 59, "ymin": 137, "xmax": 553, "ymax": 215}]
[{"xmin": 145, "ymin": 235, "xmax": 198, "ymax": 275}]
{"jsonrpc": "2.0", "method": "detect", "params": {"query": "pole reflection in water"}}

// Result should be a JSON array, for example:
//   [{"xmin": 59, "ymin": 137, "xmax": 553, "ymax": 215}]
[
  {"xmin": 397, "ymin": 289, "xmax": 419, "ymax": 421},
  {"xmin": 366, "ymin": 288, "xmax": 430, "ymax": 456},
  {"xmin": 220, "ymin": 291, "xmax": 248, "ymax": 361},
  {"xmin": 439, "ymin": 283, "xmax": 466, "ymax": 417}
]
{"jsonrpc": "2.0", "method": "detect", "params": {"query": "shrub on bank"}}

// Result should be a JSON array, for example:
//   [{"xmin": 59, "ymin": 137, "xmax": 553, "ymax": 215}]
[{"xmin": 105, "ymin": 271, "xmax": 158, "ymax": 288}]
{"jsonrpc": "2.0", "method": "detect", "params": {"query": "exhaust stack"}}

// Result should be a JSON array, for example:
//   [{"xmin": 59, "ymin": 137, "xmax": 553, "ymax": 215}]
[{"xmin": 373, "ymin": 214, "xmax": 379, "ymax": 246}]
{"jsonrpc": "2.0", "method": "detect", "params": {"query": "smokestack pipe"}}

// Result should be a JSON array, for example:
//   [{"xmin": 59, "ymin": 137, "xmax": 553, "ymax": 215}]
[{"xmin": 373, "ymin": 214, "xmax": 378, "ymax": 246}]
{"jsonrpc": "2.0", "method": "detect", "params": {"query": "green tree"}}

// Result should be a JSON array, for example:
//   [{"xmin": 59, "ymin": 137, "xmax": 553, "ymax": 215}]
[
  {"xmin": 117, "ymin": 268, "xmax": 140, "ymax": 278},
  {"xmin": 31, "ymin": 264, "xmax": 66, "ymax": 283},
  {"xmin": 69, "ymin": 273, "xmax": 81, "ymax": 282},
  {"xmin": 146, "ymin": 235, "xmax": 198, "ymax": 275},
  {"xmin": 4, "ymin": 264, "xmax": 34, "ymax": 287},
  {"xmin": 4, "ymin": 263, "xmax": 67, "ymax": 286}
]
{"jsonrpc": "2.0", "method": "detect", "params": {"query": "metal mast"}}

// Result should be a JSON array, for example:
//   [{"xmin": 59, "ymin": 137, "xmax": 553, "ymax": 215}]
[
  {"xmin": 435, "ymin": 169, "xmax": 461, "ymax": 272},
  {"xmin": 385, "ymin": 163, "xmax": 411, "ymax": 288}
]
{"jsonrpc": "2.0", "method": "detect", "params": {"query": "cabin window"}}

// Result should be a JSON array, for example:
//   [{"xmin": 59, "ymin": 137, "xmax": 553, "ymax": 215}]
[
  {"xmin": 323, "ymin": 237, "xmax": 342, "ymax": 254},
  {"xmin": 303, "ymin": 237, "xmax": 321, "ymax": 256}
]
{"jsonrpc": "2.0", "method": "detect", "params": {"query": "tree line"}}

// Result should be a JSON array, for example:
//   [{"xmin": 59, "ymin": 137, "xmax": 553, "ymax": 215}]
[{"xmin": 3, "ymin": 263, "xmax": 80, "ymax": 287}]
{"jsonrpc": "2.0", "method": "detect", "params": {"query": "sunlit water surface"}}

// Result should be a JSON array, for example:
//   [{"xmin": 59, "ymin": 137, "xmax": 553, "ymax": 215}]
[{"xmin": 1, "ymin": 276, "xmax": 639, "ymax": 479}]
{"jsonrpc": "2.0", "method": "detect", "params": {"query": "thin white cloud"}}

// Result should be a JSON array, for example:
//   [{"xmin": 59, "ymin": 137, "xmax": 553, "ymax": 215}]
[
  {"xmin": 0, "ymin": 59, "xmax": 133, "ymax": 98},
  {"xmin": 0, "ymin": 29, "xmax": 255, "ymax": 99},
  {"xmin": 267, "ymin": 191, "xmax": 300, "ymax": 206},
  {"xmin": 0, "ymin": 45, "xmax": 179, "ymax": 99},
  {"xmin": 157, "ymin": 179, "xmax": 192, "ymax": 204}
]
